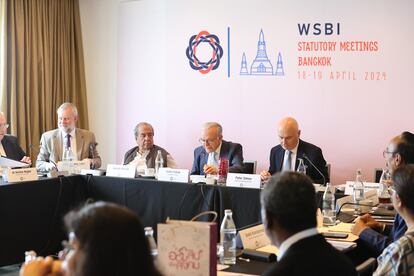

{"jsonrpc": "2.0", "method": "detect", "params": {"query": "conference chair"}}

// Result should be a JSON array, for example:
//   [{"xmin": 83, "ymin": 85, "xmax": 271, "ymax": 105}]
[
  {"xmin": 374, "ymin": 168, "xmax": 382, "ymax": 183},
  {"xmin": 242, "ymin": 161, "xmax": 257, "ymax": 174}
]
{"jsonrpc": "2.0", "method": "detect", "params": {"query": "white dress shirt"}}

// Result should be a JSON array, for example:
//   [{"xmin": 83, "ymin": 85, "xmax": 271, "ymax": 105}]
[{"xmin": 283, "ymin": 143, "xmax": 299, "ymax": 171}]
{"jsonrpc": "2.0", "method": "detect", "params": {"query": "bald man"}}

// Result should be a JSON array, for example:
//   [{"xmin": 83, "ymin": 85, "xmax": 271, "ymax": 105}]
[
  {"xmin": 261, "ymin": 117, "xmax": 328, "ymax": 184},
  {"xmin": 0, "ymin": 112, "xmax": 31, "ymax": 165}
]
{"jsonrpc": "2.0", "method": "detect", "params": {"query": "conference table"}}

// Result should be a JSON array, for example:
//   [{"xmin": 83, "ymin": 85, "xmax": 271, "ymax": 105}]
[{"xmin": 0, "ymin": 174, "xmax": 347, "ymax": 270}]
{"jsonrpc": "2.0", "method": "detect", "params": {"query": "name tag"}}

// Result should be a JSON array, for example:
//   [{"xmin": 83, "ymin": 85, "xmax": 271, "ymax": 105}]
[
  {"xmin": 157, "ymin": 168, "xmax": 189, "ymax": 183},
  {"xmin": 239, "ymin": 224, "xmax": 271, "ymax": 249},
  {"xmin": 226, "ymin": 173, "xmax": 261, "ymax": 189},
  {"xmin": 3, "ymin": 168, "xmax": 38, "ymax": 183},
  {"xmin": 344, "ymin": 181, "xmax": 380, "ymax": 195},
  {"xmin": 106, "ymin": 164, "xmax": 136, "ymax": 178},
  {"xmin": 57, "ymin": 160, "xmax": 90, "ymax": 174}
]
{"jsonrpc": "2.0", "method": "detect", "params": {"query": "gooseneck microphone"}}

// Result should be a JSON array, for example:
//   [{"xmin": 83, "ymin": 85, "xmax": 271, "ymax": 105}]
[{"xmin": 302, "ymin": 153, "xmax": 326, "ymax": 186}]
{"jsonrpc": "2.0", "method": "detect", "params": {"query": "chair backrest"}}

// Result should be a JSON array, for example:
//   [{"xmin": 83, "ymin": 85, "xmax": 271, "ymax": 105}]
[
  {"xmin": 374, "ymin": 168, "xmax": 383, "ymax": 183},
  {"xmin": 243, "ymin": 161, "xmax": 257, "ymax": 174},
  {"xmin": 356, "ymin": 257, "xmax": 377, "ymax": 276}
]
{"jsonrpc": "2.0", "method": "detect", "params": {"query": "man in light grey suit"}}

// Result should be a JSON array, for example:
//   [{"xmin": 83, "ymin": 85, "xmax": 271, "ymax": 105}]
[{"xmin": 36, "ymin": 102, "xmax": 101, "ymax": 171}]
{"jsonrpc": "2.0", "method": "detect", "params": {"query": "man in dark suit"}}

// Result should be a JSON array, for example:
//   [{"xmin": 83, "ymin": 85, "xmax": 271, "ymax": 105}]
[
  {"xmin": 191, "ymin": 122, "xmax": 244, "ymax": 175},
  {"xmin": 261, "ymin": 117, "xmax": 328, "ymax": 184},
  {"xmin": 0, "ymin": 112, "xmax": 31, "ymax": 165},
  {"xmin": 351, "ymin": 131, "xmax": 414, "ymax": 256},
  {"xmin": 261, "ymin": 172, "xmax": 356, "ymax": 276}
]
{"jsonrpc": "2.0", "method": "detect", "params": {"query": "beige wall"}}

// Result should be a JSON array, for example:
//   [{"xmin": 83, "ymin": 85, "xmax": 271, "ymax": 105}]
[{"xmin": 79, "ymin": 0, "xmax": 124, "ymax": 167}]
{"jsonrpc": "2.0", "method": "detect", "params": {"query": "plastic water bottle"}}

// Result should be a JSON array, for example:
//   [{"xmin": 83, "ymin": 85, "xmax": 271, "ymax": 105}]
[
  {"xmin": 296, "ymin": 158, "xmax": 306, "ymax": 174},
  {"xmin": 155, "ymin": 150, "xmax": 164, "ymax": 175},
  {"xmin": 353, "ymin": 169, "xmax": 365, "ymax": 214},
  {"xmin": 220, "ymin": 209, "xmax": 236, "ymax": 265},
  {"xmin": 62, "ymin": 147, "xmax": 75, "ymax": 173},
  {"xmin": 322, "ymin": 183, "xmax": 336, "ymax": 226},
  {"xmin": 144, "ymin": 227, "xmax": 158, "ymax": 260}
]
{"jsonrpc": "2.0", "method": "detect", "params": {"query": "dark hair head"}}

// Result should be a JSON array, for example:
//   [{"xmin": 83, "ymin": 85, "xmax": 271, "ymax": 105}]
[
  {"xmin": 64, "ymin": 201, "xmax": 160, "ymax": 276},
  {"xmin": 395, "ymin": 131, "xmax": 414, "ymax": 164},
  {"xmin": 392, "ymin": 164, "xmax": 414, "ymax": 214},
  {"xmin": 261, "ymin": 172, "xmax": 316, "ymax": 233}
]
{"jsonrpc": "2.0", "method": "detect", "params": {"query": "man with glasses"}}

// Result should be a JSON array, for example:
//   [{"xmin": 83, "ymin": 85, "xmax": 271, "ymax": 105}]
[
  {"xmin": 0, "ymin": 112, "xmax": 31, "ymax": 164},
  {"xmin": 352, "ymin": 131, "xmax": 414, "ymax": 256},
  {"xmin": 191, "ymin": 122, "xmax": 245, "ymax": 175},
  {"xmin": 123, "ymin": 122, "xmax": 176, "ymax": 174}
]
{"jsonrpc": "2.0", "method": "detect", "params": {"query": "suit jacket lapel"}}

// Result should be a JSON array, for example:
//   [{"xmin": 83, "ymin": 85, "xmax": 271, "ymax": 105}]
[
  {"xmin": 219, "ymin": 140, "xmax": 228, "ymax": 159},
  {"xmin": 276, "ymin": 147, "xmax": 285, "ymax": 171},
  {"xmin": 296, "ymin": 140, "xmax": 304, "ymax": 170},
  {"xmin": 76, "ymin": 129, "xmax": 84, "ymax": 160},
  {"xmin": 53, "ymin": 131, "xmax": 63, "ymax": 162}
]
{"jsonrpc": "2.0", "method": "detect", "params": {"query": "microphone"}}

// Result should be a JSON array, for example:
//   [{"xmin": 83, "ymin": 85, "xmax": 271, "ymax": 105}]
[{"xmin": 302, "ymin": 153, "xmax": 326, "ymax": 186}]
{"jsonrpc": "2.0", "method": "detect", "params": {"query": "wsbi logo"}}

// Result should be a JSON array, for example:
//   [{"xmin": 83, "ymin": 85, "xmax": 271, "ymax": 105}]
[{"xmin": 297, "ymin": 23, "xmax": 341, "ymax": 35}]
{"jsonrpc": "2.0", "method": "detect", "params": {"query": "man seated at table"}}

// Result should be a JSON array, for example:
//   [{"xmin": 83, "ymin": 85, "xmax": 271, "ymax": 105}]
[
  {"xmin": 260, "ymin": 117, "xmax": 328, "ymax": 184},
  {"xmin": 352, "ymin": 131, "xmax": 414, "ymax": 256},
  {"xmin": 373, "ymin": 164, "xmax": 414, "ymax": 275},
  {"xmin": 261, "ymin": 172, "xmax": 356, "ymax": 275},
  {"xmin": 0, "ymin": 112, "xmax": 31, "ymax": 165},
  {"xmin": 191, "ymin": 122, "xmax": 244, "ymax": 175},
  {"xmin": 36, "ymin": 102, "xmax": 101, "ymax": 171},
  {"xmin": 123, "ymin": 122, "xmax": 176, "ymax": 174}
]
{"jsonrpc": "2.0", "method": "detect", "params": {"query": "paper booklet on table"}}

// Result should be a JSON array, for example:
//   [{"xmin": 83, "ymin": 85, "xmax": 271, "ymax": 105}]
[{"xmin": 0, "ymin": 156, "xmax": 30, "ymax": 168}]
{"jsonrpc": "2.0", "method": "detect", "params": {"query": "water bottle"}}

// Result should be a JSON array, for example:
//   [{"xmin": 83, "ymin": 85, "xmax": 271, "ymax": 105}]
[
  {"xmin": 144, "ymin": 227, "xmax": 158, "ymax": 260},
  {"xmin": 220, "ymin": 209, "xmax": 236, "ymax": 265},
  {"xmin": 155, "ymin": 150, "xmax": 164, "ymax": 175},
  {"xmin": 322, "ymin": 183, "xmax": 336, "ymax": 226},
  {"xmin": 296, "ymin": 158, "xmax": 306, "ymax": 174},
  {"xmin": 353, "ymin": 169, "xmax": 365, "ymax": 214},
  {"xmin": 378, "ymin": 169, "xmax": 391, "ymax": 204},
  {"xmin": 62, "ymin": 147, "xmax": 75, "ymax": 173}
]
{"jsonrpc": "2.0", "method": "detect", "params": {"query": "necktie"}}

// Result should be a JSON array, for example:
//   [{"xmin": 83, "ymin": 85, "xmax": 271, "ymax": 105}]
[
  {"xmin": 282, "ymin": 150, "xmax": 292, "ymax": 171},
  {"xmin": 66, "ymin": 134, "xmax": 71, "ymax": 149}
]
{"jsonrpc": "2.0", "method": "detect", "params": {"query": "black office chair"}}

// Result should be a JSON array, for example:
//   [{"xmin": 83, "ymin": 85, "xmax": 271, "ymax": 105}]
[
  {"xmin": 356, "ymin": 257, "xmax": 377, "ymax": 276},
  {"xmin": 242, "ymin": 160, "xmax": 257, "ymax": 174},
  {"xmin": 374, "ymin": 168, "xmax": 383, "ymax": 183}
]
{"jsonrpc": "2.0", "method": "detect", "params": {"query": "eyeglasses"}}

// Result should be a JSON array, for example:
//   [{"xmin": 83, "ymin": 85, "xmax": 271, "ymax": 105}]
[
  {"xmin": 199, "ymin": 137, "xmax": 218, "ymax": 145},
  {"xmin": 0, "ymin": 124, "xmax": 9, "ymax": 130},
  {"xmin": 383, "ymin": 150, "xmax": 396, "ymax": 158}
]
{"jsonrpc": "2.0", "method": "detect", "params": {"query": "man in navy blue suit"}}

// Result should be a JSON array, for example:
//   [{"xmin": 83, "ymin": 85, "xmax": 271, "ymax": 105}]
[
  {"xmin": 352, "ymin": 131, "xmax": 414, "ymax": 256},
  {"xmin": 260, "ymin": 117, "xmax": 328, "ymax": 184},
  {"xmin": 191, "ymin": 122, "xmax": 244, "ymax": 175},
  {"xmin": 261, "ymin": 172, "xmax": 356, "ymax": 276}
]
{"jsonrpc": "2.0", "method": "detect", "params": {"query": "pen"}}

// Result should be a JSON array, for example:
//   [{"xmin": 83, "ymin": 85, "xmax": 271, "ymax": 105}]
[{"xmin": 238, "ymin": 257, "xmax": 250, "ymax": 262}]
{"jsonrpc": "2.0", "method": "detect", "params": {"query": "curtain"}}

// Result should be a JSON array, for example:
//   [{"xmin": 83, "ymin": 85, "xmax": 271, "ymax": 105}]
[
  {"xmin": 3, "ymin": 0, "xmax": 88, "ymax": 161},
  {"xmin": 0, "ymin": 0, "xmax": 6, "ymax": 107}
]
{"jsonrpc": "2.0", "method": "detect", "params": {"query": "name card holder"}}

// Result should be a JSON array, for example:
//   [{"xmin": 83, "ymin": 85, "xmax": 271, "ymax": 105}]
[
  {"xmin": 344, "ymin": 181, "xmax": 380, "ymax": 195},
  {"xmin": 57, "ymin": 160, "xmax": 91, "ymax": 175},
  {"xmin": 239, "ymin": 224, "xmax": 271, "ymax": 250},
  {"xmin": 157, "ymin": 168, "xmax": 189, "ymax": 183},
  {"xmin": 226, "ymin": 173, "xmax": 261, "ymax": 189},
  {"xmin": 3, "ymin": 167, "xmax": 38, "ymax": 183},
  {"xmin": 106, "ymin": 164, "xmax": 136, "ymax": 178}
]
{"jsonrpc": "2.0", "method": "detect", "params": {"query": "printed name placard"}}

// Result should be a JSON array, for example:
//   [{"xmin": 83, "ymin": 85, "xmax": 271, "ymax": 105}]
[
  {"xmin": 157, "ymin": 168, "xmax": 189, "ymax": 183},
  {"xmin": 239, "ymin": 224, "xmax": 271, "ymax": 249},
  {"xmin": 57, "ymin": 160, "xmax": 90, "ymax": 174},
  {"xmin": 226, "ymin": 173, "xmax": 261, "ymax": 189},
  {"xmin": 344, "ymin": 181, "xmax": 380, "ymax": 195},
  {"xmin": 106, "ymin": 164, "xmax": 136, "ymax": 178},
  {"xmin": 3, "ymin": 168, "xmax": 38, "ymax": 183}
]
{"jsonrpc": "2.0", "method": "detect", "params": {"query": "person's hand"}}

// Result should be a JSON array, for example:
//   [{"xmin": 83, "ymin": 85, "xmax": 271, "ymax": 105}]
[
  {"xmin": 260, "ymin": 170, "xmax": 271, "ymax": 181},
  {"xmin": 351, "ymin": 214, "xmax": 384, "ymax": 236},
  {"xmin": 20, "ymin": 256, "xmax": 63, "ymax": 276},
  {"xmin": 203, "ymin": 164, "xmax": 217, "ymax": 175},
  {"xmin": 21, "ymin": 156, "xmax": 32, "ymax": 166}
]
